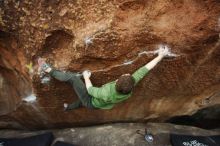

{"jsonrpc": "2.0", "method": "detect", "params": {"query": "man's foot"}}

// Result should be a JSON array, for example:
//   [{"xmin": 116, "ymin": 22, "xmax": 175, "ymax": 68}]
[
  {"xmin": 37, "ymin": 58, "xmax": 51, "ymax": 73},
  {"xmin": 63, "ymin": 103, "xmax": 69, "ymax": 111}
]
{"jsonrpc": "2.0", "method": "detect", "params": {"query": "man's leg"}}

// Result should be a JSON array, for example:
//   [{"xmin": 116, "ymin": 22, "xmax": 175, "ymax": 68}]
[
  {"xmin": 49, "ymin": 69, "xmax": 94, "ymax": 109},
  {"xmin": 49, "ymin": 69, "xmax": 75, "ymax": 82},
  {"xmin": 64, "ymin": 100, "xmax": 82, "ymax": 110}
]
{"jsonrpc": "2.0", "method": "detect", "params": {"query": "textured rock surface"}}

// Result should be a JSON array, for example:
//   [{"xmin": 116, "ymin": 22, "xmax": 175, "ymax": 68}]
[
  {"xmin": 0, "ymin": 0, "xmax": 220, "ymax": 129},
  {"xmin": 167, "ymin": 104, "xmax": 220, "ymax": 129},
  {"xmin": 0, "ymin": 123, "xmax": 220, "ymax": 146}
]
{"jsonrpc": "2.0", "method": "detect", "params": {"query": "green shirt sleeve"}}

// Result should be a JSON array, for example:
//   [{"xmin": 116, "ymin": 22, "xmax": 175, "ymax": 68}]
[
  {"xmin": 88, "ymin": 86, "xmax": 103, "ymax": 99},
  {"xmin": 132, "ymin": 66, "xmax": 149, "ymax": 85}
]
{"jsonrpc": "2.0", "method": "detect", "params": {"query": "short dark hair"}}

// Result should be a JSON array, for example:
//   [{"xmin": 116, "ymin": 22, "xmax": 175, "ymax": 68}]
[{"xmin": 115, "ymin": 74, "xmax": 135, "ymax": 94}]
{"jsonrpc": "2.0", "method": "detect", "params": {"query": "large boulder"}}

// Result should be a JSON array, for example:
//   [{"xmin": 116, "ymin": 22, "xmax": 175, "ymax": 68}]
[{"xmin": 0, "ymin": 0, "xmax": 219, "ymax": 129}]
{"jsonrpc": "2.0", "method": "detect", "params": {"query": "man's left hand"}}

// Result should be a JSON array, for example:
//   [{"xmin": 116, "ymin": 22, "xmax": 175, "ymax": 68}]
[{"xmin": 83, "ymin": 70, "xmax": 91, "ymax": 79}]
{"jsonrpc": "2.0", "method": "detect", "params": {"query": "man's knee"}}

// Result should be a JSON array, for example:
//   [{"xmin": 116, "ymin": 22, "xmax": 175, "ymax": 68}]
[{"xmin": 68, "ymin": 74, "xmax": 81, "ymax": 83}]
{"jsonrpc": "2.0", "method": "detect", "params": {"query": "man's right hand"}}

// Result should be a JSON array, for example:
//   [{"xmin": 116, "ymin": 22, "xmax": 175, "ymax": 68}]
[
  {"xmin": 158, "ymin": 45, "xmax": 170, "ymax": 57},
  {"xmin": 145, "ymin": 45, "xmax": 170, "ymax": 70}
]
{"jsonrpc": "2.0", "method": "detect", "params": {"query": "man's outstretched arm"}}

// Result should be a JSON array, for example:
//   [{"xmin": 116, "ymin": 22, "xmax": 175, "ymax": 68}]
[
  {"xmin": 145, "ymin": 46, "xmax": 169, "ymax": 70},
  {"xmin": 132, "ymin": 45, "xmax": 169, "ymax": 84}
]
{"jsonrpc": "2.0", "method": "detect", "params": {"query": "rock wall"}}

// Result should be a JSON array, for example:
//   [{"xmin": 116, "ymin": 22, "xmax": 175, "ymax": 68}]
[{"xmin": 0, "ymin": 0, "xmax": 219, "ymax": 129}]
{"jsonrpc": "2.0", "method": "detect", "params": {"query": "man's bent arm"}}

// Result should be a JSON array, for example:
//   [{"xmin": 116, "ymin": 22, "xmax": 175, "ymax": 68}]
[
  {"xmin": 84, "ymin": 76, "xmax": 105, "ymax": 98},
  {"xmin": 84, "ymin": 76, "xmax": 93, "ymax": 90},
  {"xmin": 83, "ymin": 71, "xmax": 103, "ymax": 98},
  {"xmin": 83, "ymin": 70, "xmax": 93, "ymax": 90}
]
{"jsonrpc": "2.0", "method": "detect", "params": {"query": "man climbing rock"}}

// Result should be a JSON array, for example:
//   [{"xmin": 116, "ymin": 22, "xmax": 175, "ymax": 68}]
[
  {"xmin": 38, "ymin": 45, "xmax": 169, "ymax": 110},
  {"xmin": 83, "ymin": 45, "xmax": 169, "ymax": 109}
]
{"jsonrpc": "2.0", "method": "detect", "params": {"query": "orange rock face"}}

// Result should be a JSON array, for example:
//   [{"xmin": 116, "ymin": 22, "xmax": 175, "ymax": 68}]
[{"xmin": 0, "ymin": 0, "xmax": 219, "ymax": 129}]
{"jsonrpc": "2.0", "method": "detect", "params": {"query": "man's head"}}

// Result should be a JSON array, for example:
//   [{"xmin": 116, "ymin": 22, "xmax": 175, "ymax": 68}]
[{"xmin": 115, "ymin": 74, "xmax": 135, "ymax": 94}]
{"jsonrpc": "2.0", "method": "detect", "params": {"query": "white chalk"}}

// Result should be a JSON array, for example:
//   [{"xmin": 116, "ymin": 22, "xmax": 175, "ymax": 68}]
[
  {"xmin": 41, "ymin": 76, "xmax": 51, "ymax": 84},
  {"xmin": 123, "ymin": 60, "xmax": 134, "ymax": 65},
  {"xmin": 88, "ymin": 45, "xmax": 180, "ymax": 73},
  {"xmin": 84, "ymin": 37, "xmax": 93, "ymax": 45},
  {"xmin": 23, "ymin": 94, "xmax": 37, "ymax": 103},
  {"xmin": 138, "ymin": 51, "xmax": 155, "ymax": 56},
  {"xmin": 156, "ymin": 45, "xmax": 179, "ymax": 57},
  {"xmin": 138, "ymin": 45, "xmax": 179, "ymax": 57}
]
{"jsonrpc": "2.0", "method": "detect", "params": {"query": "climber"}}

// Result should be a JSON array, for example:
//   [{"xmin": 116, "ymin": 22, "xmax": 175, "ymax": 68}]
[
  {"xmin": 82, "ymin": 45, "xmax": 170, "ymax": 109},
  {"xmin": 38, "ymin": 45, "xmax": 169, "ymax": 110}
]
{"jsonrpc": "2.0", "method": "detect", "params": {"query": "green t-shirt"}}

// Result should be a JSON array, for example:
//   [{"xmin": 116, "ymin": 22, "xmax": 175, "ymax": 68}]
[{"xmin": 88, "ymin": 66, "xmax": 149, "ymax": 109}]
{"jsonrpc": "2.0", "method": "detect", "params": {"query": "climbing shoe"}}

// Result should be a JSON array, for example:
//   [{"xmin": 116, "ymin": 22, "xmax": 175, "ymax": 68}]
[{"xmin": 38, "ymin": 58, "xmax": 51, "ymax": 72}]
